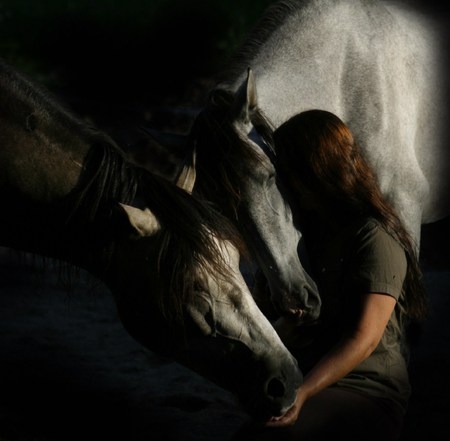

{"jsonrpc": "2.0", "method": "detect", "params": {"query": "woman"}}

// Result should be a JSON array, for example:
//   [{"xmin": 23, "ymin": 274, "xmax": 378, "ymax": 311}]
[{"xmin": 238, "ymin": 110, "xmax": 428, "ymax": 441}]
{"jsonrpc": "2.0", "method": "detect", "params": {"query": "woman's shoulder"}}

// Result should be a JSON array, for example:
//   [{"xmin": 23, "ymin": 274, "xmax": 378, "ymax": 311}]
[
  {"xmin": 354, "ymin": 217, "xmax": 393, "ymax": 242},
  {"xmin": 347, "ymin": 218, "xmax": 407, "ymax": 298},
  {"xmin": 352, "ymin": 217, "xmax": 406, "ymax": 268}
]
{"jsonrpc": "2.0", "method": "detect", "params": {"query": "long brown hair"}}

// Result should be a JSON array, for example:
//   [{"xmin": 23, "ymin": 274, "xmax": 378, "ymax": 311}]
[{"xmin": 274, "ymin": 109, "xmax": 428, "ymax": 322}]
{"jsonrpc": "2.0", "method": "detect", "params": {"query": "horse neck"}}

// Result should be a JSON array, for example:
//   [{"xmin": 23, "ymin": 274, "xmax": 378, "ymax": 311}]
[
  {"xmin": 0, "ymin": 63, "xmax": 131, "ymax": 276},
  {"xmin": 0, "ymin": 138, "xmax": 117, "ymax": 277},
  {"xmin": 221, "ymin": 0, "xmax": 377, "ymax": 126}
]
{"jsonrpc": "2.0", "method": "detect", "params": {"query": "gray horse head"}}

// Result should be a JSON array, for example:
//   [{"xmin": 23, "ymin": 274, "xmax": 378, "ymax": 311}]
[
  {"xmin": 108, "ymin": 147, "xmax": 303, "ymax": 420},
  {"xmin": 188, "ymin": 68, "xmax": 321, "ymax": 324},
  {"xmin": 188, "ymin": 0, "xmax": 450, "ymax": 324}
]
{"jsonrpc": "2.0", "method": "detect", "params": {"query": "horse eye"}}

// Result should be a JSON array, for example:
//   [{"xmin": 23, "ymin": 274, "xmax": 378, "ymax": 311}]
[{"xmin": 267, "ymin": 173, "xmax": 276, "ymax": 183}]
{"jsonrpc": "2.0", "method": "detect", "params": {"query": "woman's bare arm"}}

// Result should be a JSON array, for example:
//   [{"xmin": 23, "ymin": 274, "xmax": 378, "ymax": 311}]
[{"xmin": 267, "ymin": 292, "xmax": 397, "ymax": 427}]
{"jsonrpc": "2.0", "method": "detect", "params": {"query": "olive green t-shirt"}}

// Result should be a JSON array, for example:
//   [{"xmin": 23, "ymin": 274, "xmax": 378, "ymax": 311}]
[{"xmin": 296, "ymin": 217, "xmax": 410, "ymax": 411}]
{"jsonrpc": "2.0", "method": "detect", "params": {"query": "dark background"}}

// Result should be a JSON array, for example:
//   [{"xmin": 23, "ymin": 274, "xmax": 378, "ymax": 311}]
[
  {"xmin": 0, "ymin": 0, "xmax": 275, "ymax": 129},
  {"xmin": 0, "ymin": 0, "xmax": 448, "ymax": 124},
  {"xmin": 0, "ymin": 1, "xmax": 449, "ymax": 440}
]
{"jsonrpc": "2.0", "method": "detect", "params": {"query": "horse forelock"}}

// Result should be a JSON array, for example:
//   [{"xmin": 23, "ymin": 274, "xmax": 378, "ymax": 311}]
[
  {"xmin": 67, "ymin": 142, "xmax": 244, "ymax": 322},
  {"xmin": 191, "ymin": 89, "xmax": 275, "ymax": 218},
  {"xmin": 136, "ymin": 170, "xmax": 246, "ymax": 322}
]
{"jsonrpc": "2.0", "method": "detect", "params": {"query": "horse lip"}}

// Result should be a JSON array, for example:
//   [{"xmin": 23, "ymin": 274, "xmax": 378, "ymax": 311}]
[
  {"xmin": 260, "ymin": 392, "xmax": 299, "ymax": 422},
  {"xmin": 256, "ymin": 401, "xmax": 295, "ymax": 423},
  {"xmin": 264, "ymin": 398, "xmax": 299, "ymax": 423},
  {"xmin": 298, "ymin": 310, "xmax": 320, "ymax": 325},
  {"xmin": 280, "ymin": 304, "xmax": 319, "ymax": 324}
]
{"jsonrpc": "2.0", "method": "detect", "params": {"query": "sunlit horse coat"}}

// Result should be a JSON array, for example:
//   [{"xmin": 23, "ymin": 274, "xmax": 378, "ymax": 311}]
[{"xmin": 187, "ymin": 0, "xmax": 449, "ymax": 320}]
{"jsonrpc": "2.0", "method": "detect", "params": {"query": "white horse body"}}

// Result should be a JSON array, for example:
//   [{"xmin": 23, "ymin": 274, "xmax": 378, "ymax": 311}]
[{"xmin": 224, "ymin": 0, "xmax": 449, "ymax": 244}]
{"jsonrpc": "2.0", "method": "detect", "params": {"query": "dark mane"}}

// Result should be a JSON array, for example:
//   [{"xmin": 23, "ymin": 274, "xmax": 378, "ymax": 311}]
[
  {"xmin": 66, "ymin": 137, "xmax": 248, "ymax": 323},
  {"xmin": 189, "ymin": 89, "xmax": 275, "ymax": 219}
]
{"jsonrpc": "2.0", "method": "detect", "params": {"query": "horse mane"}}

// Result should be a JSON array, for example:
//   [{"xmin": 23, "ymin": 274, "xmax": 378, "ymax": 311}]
[
  {"xmin": 1, "ymin": 58, "xmax": 244, "ymax": 322},
  {"xmin": 189, "ymin": 89, "xmax": 275, "ymax": 220},
  {"xmin": 65, "ymin": 136, "xmax": 248, "ymax": 323}
]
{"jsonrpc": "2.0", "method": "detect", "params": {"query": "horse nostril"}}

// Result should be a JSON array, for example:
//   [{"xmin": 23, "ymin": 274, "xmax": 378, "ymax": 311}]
[{"xmin": 267, "ymin": 377, "xmax": 285, "ymax": 399}]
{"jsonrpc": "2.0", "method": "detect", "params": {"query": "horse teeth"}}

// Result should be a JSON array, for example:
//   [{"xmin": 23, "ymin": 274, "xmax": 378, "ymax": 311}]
[{"xmin": 288, "ymin": 308, "xmax": 304, "ymax": 317}]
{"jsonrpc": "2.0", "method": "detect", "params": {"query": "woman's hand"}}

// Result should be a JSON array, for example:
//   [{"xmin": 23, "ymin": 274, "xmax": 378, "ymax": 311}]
[{"xmin": 265, "ymin": 387, "xmax": 308, "ymax": 427}]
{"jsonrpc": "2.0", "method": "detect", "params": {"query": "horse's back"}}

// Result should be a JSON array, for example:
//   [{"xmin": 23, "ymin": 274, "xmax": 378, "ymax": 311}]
[{"xmin": 225, "ymin": 0, "xmax": 449, "ymax": 230}]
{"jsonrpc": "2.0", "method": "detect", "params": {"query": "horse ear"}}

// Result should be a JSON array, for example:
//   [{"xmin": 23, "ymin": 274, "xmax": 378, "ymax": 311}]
[
  {"xmin": 233, "ymin": 67, "xmax": 258, "ymax": 123},
  {"xmin": 116, "ymin": 203, "xmax": 160, "ymax": 237},
  {"xmin": 175, "ymin": 149, "xmax": 196, "ymax": 194}
]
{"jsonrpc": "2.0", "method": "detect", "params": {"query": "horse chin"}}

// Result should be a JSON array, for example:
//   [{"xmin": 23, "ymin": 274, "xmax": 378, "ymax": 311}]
[
  {"xmin": 175, "ymin": 334, "xmax": 302, "ymax": 420},
  {"xmin": 240, "ymin": 391, "xmax": 297, "ymax": 423}
]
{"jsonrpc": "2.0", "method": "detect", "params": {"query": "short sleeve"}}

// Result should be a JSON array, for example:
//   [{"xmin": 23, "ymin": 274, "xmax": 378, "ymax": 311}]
[{"xmin": 347, "ymin": 221, "xmax": 407, "ymax": 300}]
